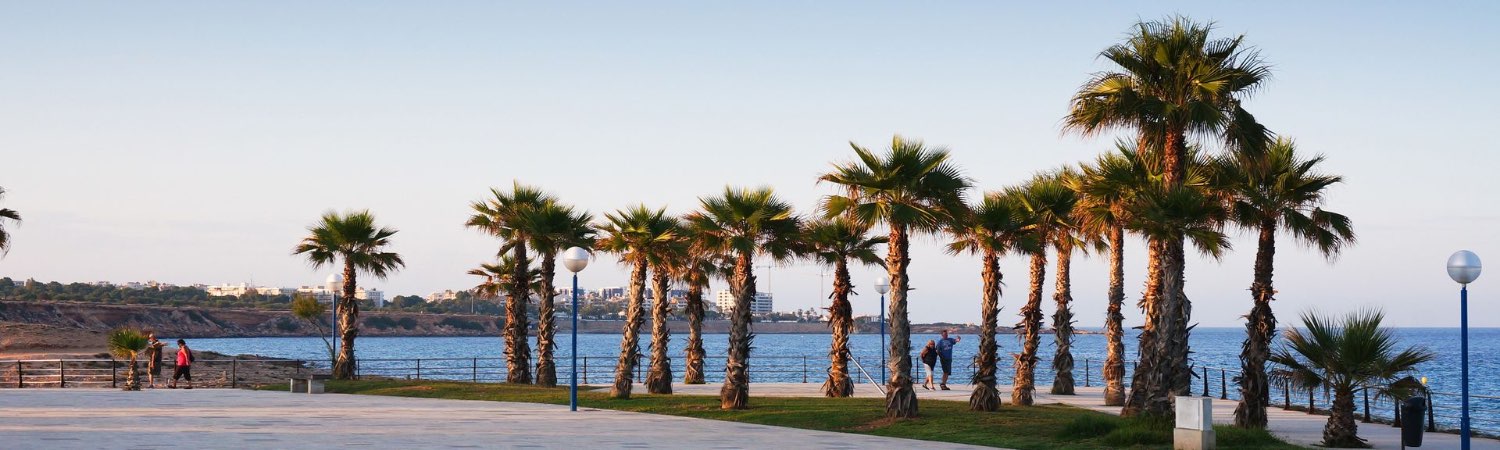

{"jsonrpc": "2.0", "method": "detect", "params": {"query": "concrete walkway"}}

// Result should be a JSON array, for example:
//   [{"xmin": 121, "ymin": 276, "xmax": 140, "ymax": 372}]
[
  {"xmin": 675, "ymin": 382, "xmax": 1500, "ymax": 449},
  {"xmin": 0, "ymin": 389, "xmax": 992, "ymax": 450}
]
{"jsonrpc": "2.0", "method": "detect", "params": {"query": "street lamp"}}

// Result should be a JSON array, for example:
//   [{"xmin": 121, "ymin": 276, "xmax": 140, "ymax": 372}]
[
  {"xmin": 874, "ymin": 276, "xmax": 890, "ymax": 383},
  {"xmin": 562, "ymin": 246, "xmax": 592, "ymax": 412},
  {"xmin": 1447, "ymin": 250, "xmax": 1481, "ymax": 450},
  {"xmin": 325, "ymin": 273, "xmax": 342, "ymax": 369}
]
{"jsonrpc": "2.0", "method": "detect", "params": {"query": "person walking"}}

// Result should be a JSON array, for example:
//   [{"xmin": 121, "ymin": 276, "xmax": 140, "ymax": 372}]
[
  {"xmin": 144, "ymin": 332, "xmax": 166, "ymax": 388},
  {"xmin": 169, "ymin": 339, "xmax": 194, "ymax": 389},
  {"xmin": 919, "ymin": 340, "xmax": 938, "ymax": 390},
  {"xmin": 935, "ymin": 329, "xmax": 961, "ymax": 390}
]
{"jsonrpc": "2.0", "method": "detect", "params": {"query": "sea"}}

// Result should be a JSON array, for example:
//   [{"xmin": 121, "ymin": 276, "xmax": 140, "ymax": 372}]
[{"xmin": 188, "ymin": 327, "xmax": 1498, "ymax": 433}]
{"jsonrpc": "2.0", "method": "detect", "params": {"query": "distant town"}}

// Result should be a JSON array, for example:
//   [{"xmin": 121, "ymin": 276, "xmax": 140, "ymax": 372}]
[{"xmin": 0, "ymin": 277, "xmax": 843, "ymax": 323}]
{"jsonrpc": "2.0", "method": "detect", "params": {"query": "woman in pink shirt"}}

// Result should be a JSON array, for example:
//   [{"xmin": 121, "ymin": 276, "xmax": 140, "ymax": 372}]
[{"xmin": 170, "ymin": 339, "xmax": 194, "ymax": 389}]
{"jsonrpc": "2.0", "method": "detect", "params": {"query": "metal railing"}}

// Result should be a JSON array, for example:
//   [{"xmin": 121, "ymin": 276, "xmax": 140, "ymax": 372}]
[{"xmin": 5, "ymin": 352, "xmax": 1493, "ymax": 436}]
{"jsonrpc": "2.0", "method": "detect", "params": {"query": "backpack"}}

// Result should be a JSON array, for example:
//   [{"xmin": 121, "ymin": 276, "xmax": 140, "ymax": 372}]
[{"xmin": 187, "ymin": 348, "xmax": 196, "ymax": 363}]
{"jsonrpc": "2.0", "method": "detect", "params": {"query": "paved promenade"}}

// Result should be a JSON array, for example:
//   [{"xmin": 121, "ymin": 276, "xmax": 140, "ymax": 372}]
[
  {"xmin": 676, "ymin": 382, "xmax": 1500, "ymax": 449},
  {"xmin": 0, "ymin": 389, "xmax": 991, "ymax": 450}
]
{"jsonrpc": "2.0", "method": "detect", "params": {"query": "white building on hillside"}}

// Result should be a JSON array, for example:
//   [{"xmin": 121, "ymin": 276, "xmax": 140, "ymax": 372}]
[
  {"xmin": 205, "ymin": 283, "xmax": 296, "ymax": 297},
  {"xmin": 295, "ymin": 286, "xmax": 387, "ymax": 307},
  {"xmin": 714, "ymin": 290, "xmax": 773, "ymax": 315}
]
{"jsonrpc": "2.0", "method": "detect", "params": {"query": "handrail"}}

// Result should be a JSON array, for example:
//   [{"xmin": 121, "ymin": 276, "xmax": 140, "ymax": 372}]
[{"xmin": 847, "ymin": 353, "xmax": 886, "ymax": 396}]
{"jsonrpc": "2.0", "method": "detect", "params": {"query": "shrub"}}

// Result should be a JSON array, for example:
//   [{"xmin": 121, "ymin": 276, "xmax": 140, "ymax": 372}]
[
  {"xmin": 440, "ymin": 317, "xmax": 484, "ymax": 331},
  {"xmin": 365, "ymin": 316, "xmax": 397, "ymax": 330}
]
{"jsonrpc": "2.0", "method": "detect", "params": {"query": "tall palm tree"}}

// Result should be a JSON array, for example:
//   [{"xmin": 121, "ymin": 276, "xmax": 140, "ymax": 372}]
[
  {"xmin": 946, "ymin": 192, "xmax": 1034, "ymax": 411},
  {"xmin": 685, "ymin": 186, "xmax": 801, "ymax": 410},
  {"xmin": 802, "ymin": 218, "xmax": 886, "ymax": 398},
  {"xmin": 1007, "ymin": 174, "xmax": 1076, "ymax": 405},
  {"xmin": 525, "ymin": 201, "xmax": 596, "ymax": 388},
  {"xmin": 1271, "ymin": 310, "xmax": 1433, "ymax": 447},
  {"xmin": 107, "ymin": 327, "xmax": 149, "ymax": 391},
  {"xmin": 465, "ymin": 183, "xmax": 552, "ymax": 384},
  {"xmin": 293, "ymin": 210, "xmax": 404, "ymax": 379},
  {"xmin": 644, "ymin": 216, "xmax": 683, "ymax": 395},
  {"xmin": 1065, "ymin": 17, "xmax": 1271, "ymax": 418},
  {"xmin": 820, "ymin": 135, "xmax": 971, "ymax": 418},
  {"xmin": 1047, "ymin": 169, "xmax": 1095, "ymax": 396},
  {"xmin": 668, "ymin": 230, "xmax": 724, "ymax": 385},
  {"xmin": 1215, "ymin": 138, "xmax": 1356, "ymax": 428},
  {"xmin": 1075, "ymin": 144, "xmax": 1155, "ymax": 406},
  {"xmin": 0, "ymin": 187, "xmax": 19, "ymax": 256},
  {"xmin": 1121, "ymin": 177, "xmax": 1231, "ymax": 415},
  {"xmin": 596, "ymin": 205, "xmax": 678, "ymax": 399}
]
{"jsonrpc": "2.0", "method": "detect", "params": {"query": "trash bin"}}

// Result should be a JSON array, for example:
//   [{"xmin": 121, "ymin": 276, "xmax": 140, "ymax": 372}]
[{"xmin": 1401, "ymin": 396, "xmax": 1426, "ymax": 447}]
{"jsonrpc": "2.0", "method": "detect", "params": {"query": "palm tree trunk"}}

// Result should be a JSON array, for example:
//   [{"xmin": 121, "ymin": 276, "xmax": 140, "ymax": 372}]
[
  {"xmin": 1323, "ymin": 387, "xmax": 1362, "ymax": 448},
  {"xmin": 884, "ymin": 226, "xmax": 918, "ymax": 418},
  {"xmin": 1051, "ymin": 242, "xmax": 1076, "ymax": 395},
  {"xmin": 645, "ymin": 266, "xmax": 673, "ymax": 394},
  {"xmin": 969, "ymin": 251, "xmax": 1001, "ymax": 411},
  {"xmin": 1103, "ymin": 223, "xmax": 1127, "ymax": 406},
  {"xmin": 1013, "ymin": 245, "xmax": 1047, "ymax": 406},
  {"xmin": 1124, "ymin": 238, "xmax": 1165, "ymax": 417},
  {"xmin": 611, "ymin": 255, "xmax": 647, "ymax": 399},
  {"xmin": 125, "ymin": 357, "xmax": 141, "ymax": 391},
  {"xmin": 535, "ymin": 253, "xmax": 559, "ymax": 387},
  {"xmin": 1127, "ymin": 124, "xmax": 1195, "ymax": 417},
  {"xmin": 684, "ymin": 280, "xmax": 706, "ymax": 385},
  {"xmin": 1235, "ymin": 220, "xmax": 1278, "ymax": 428},
  {"xmin": 823, "ymin": 259, "xmax": 854, "ymax": 397},
  {"xmin": 506, "ymin": 244, "xmax": 533, "ymax": 384},
  {"xmin": 333, "ymin": 262, "xmax": 359, "ymax": 380},
  {"xmin": 720, "ymin": 252, "xmax": 755, "ymax": 410}
]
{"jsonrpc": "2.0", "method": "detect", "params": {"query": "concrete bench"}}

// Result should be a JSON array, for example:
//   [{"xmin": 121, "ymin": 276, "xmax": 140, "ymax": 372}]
[{"xmin": 290, "ymin": 374, "xmax": 333, "ymax": 394}]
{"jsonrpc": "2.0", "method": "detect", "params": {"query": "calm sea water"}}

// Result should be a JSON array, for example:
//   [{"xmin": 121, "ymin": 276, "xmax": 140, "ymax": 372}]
[{"xmin": 188, "ymin": 327, "xmax": 1498, "ymax": 432}]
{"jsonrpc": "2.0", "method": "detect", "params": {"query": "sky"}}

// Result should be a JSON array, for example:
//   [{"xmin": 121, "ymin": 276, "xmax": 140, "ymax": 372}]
[{"xmin": 2, "ymin": 2, "xmax": 1498, "ymax": 327}]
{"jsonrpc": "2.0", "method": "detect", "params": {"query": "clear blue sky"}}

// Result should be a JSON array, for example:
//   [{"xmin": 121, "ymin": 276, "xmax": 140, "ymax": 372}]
[{"xmin": 3, "ymin": 2, "xmax": 1497, "ymax": 327}]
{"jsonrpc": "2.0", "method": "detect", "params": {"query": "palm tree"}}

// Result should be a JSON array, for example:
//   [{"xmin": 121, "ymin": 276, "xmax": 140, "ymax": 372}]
[
  {"xmin": 820, "ymin": 135, "xmax": 971, "ymax": 418},
  {"xmin": 0, "ymin": 187, "xmax": 19, "ymax": 256},
  {"xmin": 290, "ymin": 294, "xmax": 335, "ymax": 362},
  {"xmin": 1075, "ymin": 144, "xmax": 1154, "ymax": 406},
  {"xmin": 467, "ymin": 256, "xmax": 540, "ymax": 313},
  {"xmin": 107, "ymin": 327, "xmax": 149, "ymax": 391},
  {"xmin": 466, "ymin": 183, "xmax": 552, "ymax": 384},
  {"xmin": 802, "ymin": 218, "xmax": 886, "ymax": 398},
  {"xmin": 946, "ymin": 192, "xmax": 1034, "ymax": 411},
  {"xmin": 293, "ymin": 210, "xmax": 404, "ymax": 380},
  {"xmin": 1047, "ymin": 169, "xmax": 1094, "ymax": 396},
  {"xmin": 685, "ymin": 186, "xmax": 801, "ymax": 410},
  {"xmin": 644, "ymin": 215, "xmax": 683, "ymax": 395},
  {"xmin": 668, "ymin": 230, "xmax": 724, "ymax": 385},
  {"xmin": 525, "ymin": 201, "xmax": 596, "ymax": 388},
  {"xmin": 1216, "ymin": 138, "xmax": 1356, "ymax": 428},
  {"xmin": 1007, "ymin": 174, "xmax": 1077, "ymax": 405},
  {"xmin": 596, "ymin": 205, "xmax": 678, "ymax": 399},
  {"xmin": 1065, "ymin": 16, "xmax": 1272, "ymax": 418},
  {"xmin": 1271, "ymin": 310, "xmax": 1433, "ymax": 447},
  {"xmin": 1122, "ymin": 176, "xmax": 1232, "ymax": 415}
]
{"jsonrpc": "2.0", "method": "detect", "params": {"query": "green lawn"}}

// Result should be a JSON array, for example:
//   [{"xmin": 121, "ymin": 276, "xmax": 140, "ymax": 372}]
[{"xmin": 291, "ymin": 380, "xmax": 1302, "ymax": 449}]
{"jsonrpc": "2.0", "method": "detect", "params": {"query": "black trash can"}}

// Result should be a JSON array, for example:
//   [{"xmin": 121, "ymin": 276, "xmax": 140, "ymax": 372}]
[{"xmin": 1401, "ymin": 396, "xmax": 1426, "ymax": 447}]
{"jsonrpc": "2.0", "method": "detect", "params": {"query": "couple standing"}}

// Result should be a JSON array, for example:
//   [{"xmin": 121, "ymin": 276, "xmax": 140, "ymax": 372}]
[
  {"xmin": 143, "ymin": 333, "xmax": 195, "ymax": 389},
  {"xmin": 919, "ymin": 329, "xmax": 961, "ymax": 390}
]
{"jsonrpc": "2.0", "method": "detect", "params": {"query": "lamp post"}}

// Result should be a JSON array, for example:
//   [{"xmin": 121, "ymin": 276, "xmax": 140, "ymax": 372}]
[
  {"xmin": 325, "ymin": 273, "xmax": 342, "ymax": 370},
  {"xmin": 1447, "ymin": 250, "xmax": 1481, "ymax": 450},
  {"xmin": 874, "ymin": 276, "xmax": 889, "ymax": 383},
  {"xmin": 562, "ymin": 246, "xmax": 592, "ymax": 412}
]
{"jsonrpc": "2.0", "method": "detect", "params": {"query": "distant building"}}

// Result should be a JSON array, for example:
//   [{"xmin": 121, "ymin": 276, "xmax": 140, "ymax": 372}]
[
  {"xmin": 598, "ymin": 286, "xmax": 625, "ymax": 299},
  {"xmin": 206, "ymin": 283, "xmax": 297, "ymax": 297},
  {"xmin": 426, "ymin": 289, "xmax": 460, "ymax": 303},
  {"xmin": 715, "ymin": 290, "xmax": 772, "ymax": 315},
  {"xmin": 294, "ymin": 286, "xmax": 386, "ymax": 308}
]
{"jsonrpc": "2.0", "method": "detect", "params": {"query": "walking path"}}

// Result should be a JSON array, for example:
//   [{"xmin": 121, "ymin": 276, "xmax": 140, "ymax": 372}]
[
  {"xmin": 0, "ymin": 389, "xmax": 991, "ymax": 450},
  {"xmin": 675, "ymin": 382, "xmax": 1500, "ymax": 449}
]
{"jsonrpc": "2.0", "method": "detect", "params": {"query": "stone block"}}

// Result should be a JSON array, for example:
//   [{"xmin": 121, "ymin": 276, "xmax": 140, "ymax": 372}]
[{"xmin": 290, "ymin": 378, "xmax": 308, "ymax": 393}]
